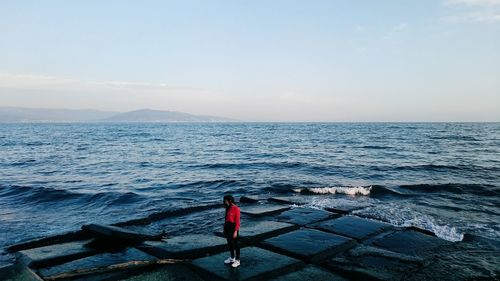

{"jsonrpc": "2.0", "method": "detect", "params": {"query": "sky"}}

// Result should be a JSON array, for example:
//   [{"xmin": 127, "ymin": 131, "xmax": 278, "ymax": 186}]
[{"xmin": 0, "ymin": 0, "xmax": 499, "ymax": 121}]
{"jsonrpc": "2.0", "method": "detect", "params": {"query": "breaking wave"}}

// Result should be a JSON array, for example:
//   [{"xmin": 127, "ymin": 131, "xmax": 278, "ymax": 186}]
[
  {"xmin": 353, "ymin": 203, "xmax": 465, "ymax": 242},
  {"xmin": 293, "ymin": 186, "xmax": 372, "ymax": 196}
]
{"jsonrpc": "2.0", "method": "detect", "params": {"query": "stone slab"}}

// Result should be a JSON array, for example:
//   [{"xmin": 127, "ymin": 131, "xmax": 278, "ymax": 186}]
[
  {"xmin": 138, "ymin": 234, "xmax": 228, "ymax": 259},
  {"xmin": 276, "ymin": 207, "xmax": 338, "ymax": 226},
  {"xmin": 314, "ymin": 216, "xmax": 392, "ymax": 241},
  {"xmin": 82, "ymin": 224, "xmax": 162, "ymax": 242},
  {"xmin": 119, "ymin": 264, "xmax": 204, "ymax": 281},
  {"xmin": 322, "ymin": 245, "xmax": 424, "ymax": 281},
  {"xmin": 240, "ymin": 204, "xmax": 290, "ymax": 217},
  {"xmin": 0, "ymin": 263, "xmax": 43, "ymax": 281},
  {"xmin": 372, "ymin": 230, "xmax": 450, "ymax": 256},
  {"xmin": 17, "ymin": 240, "xmax": 97, "ymax": 268},
  {"xmin": 190, "ymin": 246, "xmax": 303, "ymax": 281},
  {"xmin": 38, "ymin": 248, "xmax": 157, "ymax": 279},
  {"xmin": 268, "ymin": 196, "xmax": 309, "ymax": 205},
  {"xmin": 239, "ymin": 196, "xmax": 260, "ymax": 204},
  {"xmin": 235, "ymin": 220, "xmax": 299, "ymax": 244},
  {"xmin": 260, "ymin": 228, "xmax": 355, "ymax": 262},
  {"xmin": 6, "ymin": 230, "xmax": 90, "ymax": 253},
  {"xmin": 268, "ymin": 265, "xmax": 349, "ymax": 281}
]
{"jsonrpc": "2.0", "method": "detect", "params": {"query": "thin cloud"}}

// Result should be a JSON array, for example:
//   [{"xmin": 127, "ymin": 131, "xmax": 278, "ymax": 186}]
[
  {"xmin": 392, "ymin": 23, "xmax": 409, "ymax": 32},
  {"xmin": 443, "ymin": 0, "xmax": 500, "ymax": 23},
  {"xmin": 445, "ymin": 0, "xmax": 500, "ymax": 6}
]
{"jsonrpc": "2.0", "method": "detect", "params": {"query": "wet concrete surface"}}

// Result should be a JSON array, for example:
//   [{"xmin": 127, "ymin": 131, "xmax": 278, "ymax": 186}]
[
  {"xmin": 313, "ymin": 216, "xmax": 392, "ymax": 241},
  {"xmin": 138, "ymin": 234, "xmax": 227, "ymax": 259},
  {"xmin": 260, "ymin": 228, "xmax": 355, "ymax": 262},
  {"xmin": 0, "ymin": 263, "xmax": 42, "ymax": 281},
  {"xmin": 371, "ymin": 230, "xmax": 451, "ymax": 257},
  {"xmin": 240, "ymin": 204, "xmax": 290, "ymax": 217},
  {"xmin": 275, "ymin": 207, "xmax": 338, "ymax": 226},
  {"xmin": 17, "ymin": 240, "xmax": 97, "ymax": 268},
  {"xmin": 268, "ymin": 265, "xmax": 349, "ymax": 281},
  {"xmin": 37, "ymin": 248, "xmax": 156, "ymax": 279},
  {"xmin": 191, "ymin": 246, "xmax": 303, "ymax": 281}
]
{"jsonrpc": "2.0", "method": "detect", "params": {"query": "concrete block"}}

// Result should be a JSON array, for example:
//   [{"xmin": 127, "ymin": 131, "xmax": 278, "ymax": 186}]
[
  {"xmin": 276, "ymin": 207, "xmax": 338, "ymax": 226},
  {"xmin": 372, "ymin": 230, "xmax": 450, "ymax": 256},
  {"xmin": 0, "ymin": 263, "xmax": 43, "ymax": 281},
  {"xmin": 138, "ymin": 234, "xmax": 228, "ymax": 259},
  {"xmin": 17, "ymin": 240, "xmax": 97, "ymax": 268},
  {"xmin": 313, "ymin": 216, "xmax": 392, "ymax": 240},
  {"xmin": 119, "ymin": 264, "xmax": 204, "ymax": 281},
  {"xmin": 239, "ymin": 196, "xmax": 260, "ymax": 203},
  {"xmin": 322, "ymin": 245, "xmax": 424, "ymax": 281},
  {"xmin": 237, "ymin": 220, "xmax": 299, "ymax": 244},
  {"xmin": 82, "ymin": 224, "xmax": 162, "ymax": 242},
  {"xmin": 260, "ymin": 228, "xmax": 355, "ymax": 262},
  {"xmin": 268, "ymin": 196, "xmax": 309, "ymax": 205},
  {"xmin": 240, "ymin": 204, "xmax": 290, "ymax": 217},
  {"xmin": 268, "ymin": 265, "xmax": 349, "ymax": 281},
  {"xmin": 38, "ymin": 248, "xmax": 157, "ymax": 279},
  {"xmin": 191, "ymin": 246, "xmax": 303, "ymax": 281}
]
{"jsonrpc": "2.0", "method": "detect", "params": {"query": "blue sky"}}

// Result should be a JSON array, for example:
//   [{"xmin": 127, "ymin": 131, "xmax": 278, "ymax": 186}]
[{"xmin": 0, "ymin": 0, "xmax": 499, "ymax": 121}]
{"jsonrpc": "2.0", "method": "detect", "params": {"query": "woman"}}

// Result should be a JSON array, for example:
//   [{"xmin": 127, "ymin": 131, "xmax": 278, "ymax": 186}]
[{"xmin": 223, "ymin": 195, "xmax": 241, "ymax": 268}]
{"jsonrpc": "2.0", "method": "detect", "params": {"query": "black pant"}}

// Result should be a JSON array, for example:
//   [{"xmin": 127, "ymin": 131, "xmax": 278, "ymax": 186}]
[{"xmin": 224, "ymin": 223, "xmax": 240, "ymax": 260}]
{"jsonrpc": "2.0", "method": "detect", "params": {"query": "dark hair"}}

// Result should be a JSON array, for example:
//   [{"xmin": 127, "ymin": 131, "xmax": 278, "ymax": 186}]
[{"xmin": 223, "ymin": 195, "xmax": 235, "ymax": 204}]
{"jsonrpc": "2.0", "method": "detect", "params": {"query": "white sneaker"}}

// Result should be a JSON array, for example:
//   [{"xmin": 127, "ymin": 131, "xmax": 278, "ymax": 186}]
[
  {"xmin": 224, "ymin": 257, "xmax": 235, "ymax": 264},
  {"xmin": 231, "ymin": 260, "xmax": 240, "ymax": 268}
]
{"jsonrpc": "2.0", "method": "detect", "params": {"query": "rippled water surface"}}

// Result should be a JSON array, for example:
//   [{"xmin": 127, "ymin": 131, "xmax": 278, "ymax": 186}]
[{"xmin": 1, "ymin": 122, "xmax": 499, "ymax": 265}]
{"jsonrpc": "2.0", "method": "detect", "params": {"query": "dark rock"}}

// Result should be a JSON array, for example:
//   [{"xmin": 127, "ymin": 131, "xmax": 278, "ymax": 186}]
[
  {"xmin": 324, "ymin": 206, "xmax": 361, "ymax": 215},
  {"xmin": 372, "ymin": 230, "xmax": 451, "ymax": 257},
  {"xmin": 240, "ymin": 204, "xmax": 290, "ymax": 217},
  {"xmin": 268, "ymin": 265, "xmax": 349, "ymax": 281},
  {"xmin": 38, "ymin": 248, "xmax": 157, "ymax": 279},
  {"xmin": 82, "ymin": 224, "xmax": 162, "ymax": 243},
  {"xmin": 260, "ymin": 228, "xmax": 355, "ymax": 263},
  {"xmin": 322, "ymin": 245, "xmax": 424, "ymax": 281},
  {"xmin": 190, "ymin": 246, "xmax": 303, "ymax": 281},
  {"xmin": 275, "ymin": 207, "xmax": 338, "ymax": 226},
  {"xmin": 17, "ymin": 240, "xmax": 97, "ymax": 268},
  {"xmin": 313, "ymin": 216, "xmax": 392, "ymax": 241},
  {"xmin": 138, "ymin": 234, "xmax": 227, "ymax": 259}
]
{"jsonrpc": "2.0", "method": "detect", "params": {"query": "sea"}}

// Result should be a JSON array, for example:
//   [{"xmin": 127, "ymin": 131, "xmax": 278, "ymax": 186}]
[{"xmin": 0, "ymin": 122, "xmax": 499, "ymax": 268}]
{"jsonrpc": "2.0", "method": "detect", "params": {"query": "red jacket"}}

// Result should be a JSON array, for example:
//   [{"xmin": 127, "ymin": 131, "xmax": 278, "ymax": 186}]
[{"xmin": 225, "ymin": 205, "xmax": 241, "ymax": 231}]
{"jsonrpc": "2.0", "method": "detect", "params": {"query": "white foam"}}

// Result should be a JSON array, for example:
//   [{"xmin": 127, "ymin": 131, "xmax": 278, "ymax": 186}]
[
  {"xmin": 353, "ymin": 203, "xmax": 464, "ymax": 242},
  {"xmin": 293, "ymin": 186, "xmax": 372, "ymax": 196}
]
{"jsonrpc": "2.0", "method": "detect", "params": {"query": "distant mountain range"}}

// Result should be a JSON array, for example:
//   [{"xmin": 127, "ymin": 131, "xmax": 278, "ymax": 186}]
[{"xmin": 0, "ymin": 107, "xmax": 235, "ymax": 122}]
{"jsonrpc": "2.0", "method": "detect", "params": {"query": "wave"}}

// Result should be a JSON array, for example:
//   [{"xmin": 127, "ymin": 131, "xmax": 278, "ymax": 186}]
[
  {"xmin": 290, "ymin": 185, "xmax": 406, "ymax": 197},
  {"xmin": 293, "ymin": 186, "xmax": 372, "ymax": 196},
  {"xmin": 353, "ymin": 203, "xmax": 465, "ymax": 242}
]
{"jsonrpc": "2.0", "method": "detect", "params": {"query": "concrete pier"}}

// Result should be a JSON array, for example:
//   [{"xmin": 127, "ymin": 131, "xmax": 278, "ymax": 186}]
[{"xmin": 3, "ymin": 197, "xmax": 483, "ymax": 280}]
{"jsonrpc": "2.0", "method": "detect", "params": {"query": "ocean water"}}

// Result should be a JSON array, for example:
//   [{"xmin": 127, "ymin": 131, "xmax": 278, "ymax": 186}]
[{"xmin": 0, "ymin": 122, "xmax": 499, "ymax": 266}]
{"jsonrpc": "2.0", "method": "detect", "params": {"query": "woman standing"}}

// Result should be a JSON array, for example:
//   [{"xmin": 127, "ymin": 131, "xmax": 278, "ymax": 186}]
[{"xmin": 223, "ymin": 195, "xmax": 241, "ymax": 268}]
